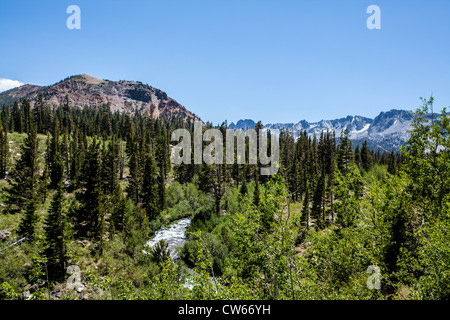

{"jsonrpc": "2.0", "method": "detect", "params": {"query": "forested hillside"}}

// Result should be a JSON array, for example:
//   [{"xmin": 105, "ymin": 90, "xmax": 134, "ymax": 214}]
[{"xmin": 0, "ymin": 96, "xmax": 448, "ymax": 300}]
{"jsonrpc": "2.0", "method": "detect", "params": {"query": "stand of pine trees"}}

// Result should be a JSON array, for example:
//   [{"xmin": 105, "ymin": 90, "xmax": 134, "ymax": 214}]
[
  {"xmin": 0, "ymin": 97, "xmax": 177, "ymax": 278},
  {"xmin": 0, "ymin": 96, "xmax": 408, "ymax": 298}
]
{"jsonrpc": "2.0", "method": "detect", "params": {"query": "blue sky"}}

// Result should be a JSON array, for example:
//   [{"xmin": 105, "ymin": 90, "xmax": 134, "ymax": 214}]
[{"xmin": 1, "ymin": 0, "xmax": 449, "ymax": 125}]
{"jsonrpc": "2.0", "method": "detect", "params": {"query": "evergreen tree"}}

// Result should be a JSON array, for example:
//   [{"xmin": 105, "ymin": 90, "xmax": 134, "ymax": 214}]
[
  {"xmin": 69, "ymin": 129, "xmax": 84, "ymax": 190},
  {"xmin": 253, "ymin": 176, "xmax": 261, "ymax": 209},
  {"xmin": 240, "ymin": 179, "xmax": 248, "ymax": 197},
  {"xmin": 22, "ymin": 99, "xmax": 32, "ymax": 133},
  {"xmin": 44, "ymin": 183, "xmax": 66, "ymax": 266},
  {"xmin": 301, "ymin": 181, "xmax": 310, "ymax": 231},
  {"xmin": 17, "ymin": 199, "xmax": 38, "ymax": 241},
  {"xmin": 111, "ymin": 197, "xmax": 127, "ymax": 233},
  {"xmin": 337, "ymin": 127, "xmax": 353, "ymax": 174},
  {"xmin": 4, "ymin": 126, "xmax": 40, "ymax": 214},
  {"xmin": 123, "ymin": 205, "xmax": 149, "ymax": 257},
  {"xmin": 126, "ymin": 140, "xmax": 141, "ymax": 204},
  {"xmin": 0, "ymin": 124, "xmax": 7, "ymax": 178},
  {"xmin": 387, "ymin": 151, "xmax": 397, "ymax": 175},
  {"xmin": 75, "ymin": 139, "xmax": 104, "ymax": 241},
  {"xmin": 354, "ymin": 145, "xmax": 361, "ymax": 168},
  {"xmin": 158, "ymin": 162, "xmax": 166, "ymax": 211},
  {"xmin": 1, "ymin": 104, "xmax": 11, "ymax": 132},
  {"xmin": 62, "ymin": 95, "xmax": 73, "ymax": 134},
  {"xmin": 101, "ymin": 138, "xmax": 120, "ymax": 195},
  {"xmin": 48, "ymin": 118, "xmax": 63, "ymax": 189},
  {"xmin": 142, "ymin": 153, "xmax": 159, "ymax": 220},
  {"xmin": 12, "ymin": 100, "xmax": 22, "ymax": 133},
  {"xmin": 61, "ymin": 130, "xmax": 70, "ymax": 179},
  {"xmin": 34, "ymin": 94, "xmax": 44, "ymax": 134},
  {"xmin": 312, "ymin": 172, "xmax": 326, "ymax": 228},
  {"xmin": 361, "ymin": 140, "xmax": 371, "ymax": 172}
]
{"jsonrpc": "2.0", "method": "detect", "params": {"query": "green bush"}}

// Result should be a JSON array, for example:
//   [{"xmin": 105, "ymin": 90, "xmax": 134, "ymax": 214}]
[{"xmin": 180, "ymin": 232, "xmax": 230, "ymax": 276}]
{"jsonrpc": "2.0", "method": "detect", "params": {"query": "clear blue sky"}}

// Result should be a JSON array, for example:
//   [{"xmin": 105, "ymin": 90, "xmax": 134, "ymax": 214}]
[{"xmin": 1, "ymin": 0, "xmax": 449, "ymax": 125}]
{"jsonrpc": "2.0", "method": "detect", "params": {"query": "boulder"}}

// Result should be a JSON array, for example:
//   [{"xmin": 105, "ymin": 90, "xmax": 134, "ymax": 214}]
[
  {"xmin": 0, "ymin": 230, "xmax": 11, "ymax": 241},
  {"xmin": 23, "ymin": 290, "xmax": 31, "ymax": 300},
  {"xmin": 76, "ymin": 284, "xmax": 85, "ymax": 293},
  {"xmin": 52, "ymin": 290, "xmax": 62, "ymax": 299}
]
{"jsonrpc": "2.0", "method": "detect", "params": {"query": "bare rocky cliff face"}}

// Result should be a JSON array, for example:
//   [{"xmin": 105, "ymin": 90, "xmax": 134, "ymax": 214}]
[{"xmin": 0, "ymin": 74, "xmax": 199, "ymax": 121}]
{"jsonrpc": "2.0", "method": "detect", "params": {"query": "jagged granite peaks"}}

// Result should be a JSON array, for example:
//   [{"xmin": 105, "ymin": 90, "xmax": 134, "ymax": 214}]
[{"xmin": 229, "ymin": 110, "xmax": 418, "ymax": 151}]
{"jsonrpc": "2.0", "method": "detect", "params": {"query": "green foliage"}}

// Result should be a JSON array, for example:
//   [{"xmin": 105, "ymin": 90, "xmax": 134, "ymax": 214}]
[
  {"xmin": 1, "ymin": 282, "xmax": 19, "ymax": 300},
  {"xmin": 142, "ymin": 153, "xmax": 159, "ymax": 220},
  {"xmin": 18, "ymin": 200, "xmax": 39, "ymax": 241},
  {"xmin": 181, "ymin": 232, "xmax": 229, "ymax": 276},
  {"xmin": 74, "ymin": 139, "xmax": 104, "ymax": 241},
  {"xmin": 0, "ymin": 125, "xmax": 8, "ymax": 179},
  {"xmin": 123, "ymin": 205, "xmax": 149, "ymax": 258},
  {"xmin": 333, "ymin": 164, "xmax": 363, "ymax": 229},
  {"xmin": 0, "ymin": 95, "xmax": 448, "ymax": 301},
  {"xmin": 148, "ymin": 240, "xmax": 171, "ymax": 267},
  {"xmin": 415, "ymin": 204, "xmax": 450, "ymax": 299},
  {"xmin": 363, "ymin": 164, "xmax": 387, "ymax": 185},
  {"xmin": 402, "ymin": 98, "xmax": 450, "ymax": 220},
  {"xmin": 44, "ymin": 184, "xmax": 66, "ymax": 266},
  {"xmin": 3, "ymin": 126, "xmax": 40, "ymax": 214}
]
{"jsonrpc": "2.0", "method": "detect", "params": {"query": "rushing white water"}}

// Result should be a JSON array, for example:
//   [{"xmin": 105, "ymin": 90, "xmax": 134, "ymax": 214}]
[
  {"xmin": 145, "ymin": 217, "xmax": 219, "ymax": 290},
  {"xmin": 145, "ymin": 218, "xmax": 191, "ymax": 260}
]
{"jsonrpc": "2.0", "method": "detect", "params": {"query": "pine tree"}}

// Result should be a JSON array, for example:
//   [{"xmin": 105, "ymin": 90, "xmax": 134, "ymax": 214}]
[
  {"xmin": 387, "ymin": 151, "xmax": 397, "ymax": 175},
  {"xmin": 4, "ymin": 126, "xmax": 40, "ymax": 214},
  {"xmin": 354, "ymin": 145, "xmax": 361, "ymax": 168},
  {"xmin": 101, "ymin": 138, "xmax": 120, "ymax": 195},
  {"xmin": 112, "ymin": 196, "xmax": 128, "ymax": 233},
  {"xmin": 361, "ymin": 140, "xmax": 371, "ymax": 172},
  {"xmin": 75, "ymin": 139, "xmax": 104, "ymax": 240},
  {"xmin": 69, "ymin": 129, "xmax": 84, "ymax": 190},
  {"xmin": 312, "ymin": 172, "xmax": 326, "ymax": 228},
  {"xmin": 22, "ymin": 99, "xmax": 32, "ymax": 133},
  {"xmin": 124, "ymin": 114, "xmax": 134, "ymax": 156},
  {"xmin": 1, "ymin": 104, "xmax": 11, "ymax": 132},
  {"xmin": 44, "ymin": 183, "xmax": 66, "ymax": 265},
  {"xmin": 34, "ymin": 94, "xmax": 44, "ymax": 133},
  {"xmin": 158, "ymin": 162, "xmax": 166, "ymax": 211},
  {"xmin": 0, "ymin": 124, "xmax": 8, "ymax": 178},
  {"xmin": 240, "ymin": 179, "xmax": 248, "ymax": 197},
  {"xmin": 48, "ymin": 118, "xmax": 63, "ymax": 189},
  {"xmin": 62, "ymin": 95, "xmax": 72, "ymax": 134},
  {"xmin": 301, "ymin": 181, "xmax": 310, "ymax": 231},
  {"xmin": 253, "ymin": 176, "xmax": 261, "ymax": 209},
  {"xmin": 155, "ymin": 134, "xmax": 168, "ymax": 210},
  {"xmin": 61, "ymin": 130, "xmax": 70, "ymax": 179},
  {"xmin": 337, "ymin": 127, "xmax": 353, "ymax": 174},
  {"xmin": 18, "ymin": 199, "xmax": 38, "ymax": 241},
  {"xmin": 123, "ymin": 205, "xmax": 149, "ymax": 257},
  {"xmin": 126, "ymin": 140, "xmax": 141, "ymax": 204},
  {"xmin": 12, "ymin": 100, "xmax": 22, "ymax": 133},
  {"xmin": 142, "ymin": 153, "xmax": 159, "ymax": 220}
]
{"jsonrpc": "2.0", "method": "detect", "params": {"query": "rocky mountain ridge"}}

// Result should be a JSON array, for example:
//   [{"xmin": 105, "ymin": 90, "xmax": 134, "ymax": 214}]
[
  {"xmin": 0, "ymin": 74, "xmax": 199, "ymax": 122},
  {"xmin": 229, "ymin": 109, "xmax": 430, "ymax": 151}
]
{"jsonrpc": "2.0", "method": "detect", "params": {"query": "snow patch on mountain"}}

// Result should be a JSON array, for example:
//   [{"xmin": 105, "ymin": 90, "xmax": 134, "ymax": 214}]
[{"xmin": 228, "ymin": 109, "xmax": 428, "ymax": 151}]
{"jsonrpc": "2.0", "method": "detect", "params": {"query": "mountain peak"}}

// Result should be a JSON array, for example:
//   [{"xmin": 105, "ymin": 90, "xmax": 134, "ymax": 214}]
[
  {"xmin": 0, "ymin": 75, "xmax": 199, "ymax": 122},
  {"xmin": 231, "ymin": 110, "xmax": 418, "ymax": 151},
  {"xmin": 67, "ymin": 74, "xmax": 106, "ymax": 85}
]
